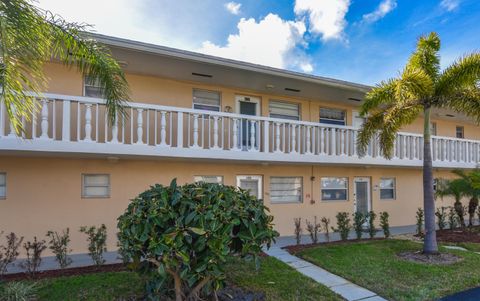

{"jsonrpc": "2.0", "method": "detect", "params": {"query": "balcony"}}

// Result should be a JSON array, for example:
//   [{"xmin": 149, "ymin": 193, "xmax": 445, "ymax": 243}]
[{"xmin": 0, "ymin": 93, "xmax": 479, "ymax": 169}]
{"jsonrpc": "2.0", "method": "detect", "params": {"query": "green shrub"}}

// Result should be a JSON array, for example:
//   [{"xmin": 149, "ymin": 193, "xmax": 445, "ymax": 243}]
[
  {"xmin": 46, "ymin": 228, "xmax": 72, "ymax": 269},
  {"xmin": 379, "ymin": 212, "xmax": 390, "ymax": 238},
  {"xmin": 416, "ymin": 208, "xmax": 424, "ymax": 235},
  {"xmin": 435, "ymin": 207, "xmax": 447, "ymax": 230},
  {"xmin": 0, "ymin": 232, "xmax": 23, "ymax": 277},
  {"xmin": 367, "ymin": 211, "xmax": 377, "ymax": 238},
  {"xmin": 79, "ymin": 224, "xmax": 107, "ymax": 266},
  {"xmin": 305, "ymin": 217, "xmax": 320, "ymax": 244},
  {"xmin": 448, "ymin": 206, "xmax": 458, "ymax": 229},
  {"xmin": 294, "ymin": 218, "xmax": 302, "ymax": 245},
  {"xmin": 0, "ymin": 281, "xmax": 37, "ymax": 301},
  {"xmin": 320, "ymin": 217, "xmax": 331, "ymax": 242},
  {"xmin": 20, "ymin": 237, "xmax": 47, "ymax": 277},
  {"xmin": 332, "ymin": 212, "xmax": 351, "ymax": 241},
  {"xmin": 353, "ymin": 212, "xmax": 366, "ymax": 240},
  {"xmin": 117, "ymin": 180, "xmax": 278, "ymax": 300}
]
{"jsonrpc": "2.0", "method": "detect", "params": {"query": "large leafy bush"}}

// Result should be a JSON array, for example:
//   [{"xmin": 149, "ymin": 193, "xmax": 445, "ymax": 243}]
[{"xmin": 117, "ymin": 180, "xmax": 278, "ymax": 300}]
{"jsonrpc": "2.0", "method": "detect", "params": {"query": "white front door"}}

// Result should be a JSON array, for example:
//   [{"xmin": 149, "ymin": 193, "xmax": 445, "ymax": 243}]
[
  {"xmin": 354, "ymin": 177, "xmax": 371, "ymax": 215},
  {"xmin": 236, "ymin": 175, "xmax": 263, "ymax": 200},
  {"xmin": 235, "ymin": 95, "xmax": 260, "ymax": 150},
  {"xmin": 352, "ymin": 110, "xmax": 366, "ymax": 128}
]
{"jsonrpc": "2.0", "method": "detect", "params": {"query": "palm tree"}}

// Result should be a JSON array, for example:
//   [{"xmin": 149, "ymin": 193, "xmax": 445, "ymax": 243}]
[
  {"xmin": 0, "ymin": 0, "xmax": 130, "ymax": 133},
  {"xmin": 436, "ymin": 178, "xmax": 469, "ymax": 228},
  {"xmin": 357, "ymin": 32, "xmax": 480, "ymax": 254},
  {"xmin": 452, "ymin": 169, "xmax": 480, "ymax": 226}
]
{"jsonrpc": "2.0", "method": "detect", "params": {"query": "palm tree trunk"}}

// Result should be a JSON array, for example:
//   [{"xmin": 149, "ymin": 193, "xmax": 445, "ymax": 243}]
[{"xmin": 423, "ymin": 107, "xmax": 439, "ymax": 254}]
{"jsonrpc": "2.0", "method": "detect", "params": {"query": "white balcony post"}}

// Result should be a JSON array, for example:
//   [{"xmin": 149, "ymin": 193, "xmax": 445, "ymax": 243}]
[
  {"xmin": 352, "ymin": 130, "xmax": 358, "ymax": 157},
  {"xmin": 291, "ymin": 124, "xmax": 297, "ymax": 154},
  {"xmin": 212, "ymin": 116, "xmax": 220, "ymax": 149},
  {"xmin": 7, "ymin": 103, "xmax": 18, "ymax": 138},
  {"xmin": 61, "ymin": 100, "xmax": 71, "ymax": 141},
  {"xmin": 176, "ymin": 113, "xmax": 183, "ymax": 148},
  {"xmin": 110, "ymin": 111, "xmax": 119, "ymax": 144},
  {"xmin": 330, "ymin": 128, "xmax": 336, "ymax": 156},
  {"xmin": 340, "ymin": 129, "xmax": 345, "ymax": 155},
  {"xmin": 262, "ymin": 120, "xmax": 269, "ymax": 153},
  {"xmin": 160, "ymin": 111, "xmax": 167, "ymax": 146},
  {"xmin": 192, "ymin": 114, "xmax": 200, "ymax": 148},
  {"xmin": 232, "ymin": 118, "xmax": 240, "ymax": 151},
  {"xmin": 274, "ymin": 122, "xmax": 281, "ymax": 153},
  {"xmin": 82, "ymin": 104, "xmax": 93, "ymax": 142},
  {"xmin": 319, "ymin": 128, "xmax": 325, "ymax": 154},
  {"xmin": 0, "ymin": 98, "xmax": 5, "ymax": 137},
  {"xmin": 249, "ymin": 120, "xmax": 257, "ymax": 151},
  {"xmin": 135, "ymin": 108, "xmax": 144, "ymax": 145},
  {"xmin": 305, "ymin": 126, "xmax": 311, "ymax": 154},
  {"xmin": 38, "ymin": 98, "xmax": 50, "ymax": 139}
]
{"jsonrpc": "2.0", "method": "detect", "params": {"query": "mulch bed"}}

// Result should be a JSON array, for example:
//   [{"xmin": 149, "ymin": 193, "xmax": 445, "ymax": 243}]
[
  {"xmin": 436, "ymin": 226, "xmax": 480, "ymax": 243},
  {"xmin": 1, "ymin": 263, "xmax": 126, "ymax": 282},
  {"xmin": 397, "ymin": 251, "xmax": 463, "ymax": 265},
  {"xmin": 283, "ymin": 237, "xmax": 386, "ymax": 254}
]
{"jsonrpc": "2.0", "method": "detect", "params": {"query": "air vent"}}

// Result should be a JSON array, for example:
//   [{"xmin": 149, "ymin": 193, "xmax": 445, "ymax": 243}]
[
  {"xmin": 446, "ymin": 114, "xmax": 455, "ymax": 117},
  {"xmin": 285, "ymin": 88, "xmax": 301, "ymax": 92},
  {"xmin": 192, "ymin": 72, "xmax": 213, "ymax": 78},
  {"xmin": 348, "ymin": 97, "xmax": 362, "ymax": 102}
]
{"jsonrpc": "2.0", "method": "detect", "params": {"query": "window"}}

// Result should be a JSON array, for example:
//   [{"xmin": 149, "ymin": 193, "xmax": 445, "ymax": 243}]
[
  {"xmin": 269, "ymin": 100, "xmax": 300, "ymax": 120},
  {"xmin": 83, "ymin": 76, "xmax": 104, "ymax": 98},
  {"xmin": 430, "ymin": 122, "xmax": 437, "ymax": 136},
  {"xmin": 380, "ymin": 178, "xmax": 396, "ymax": 200},
  {"xmin": 194, "ymin": 176, "xmax": 224, "ymax": 184},
  {"xmin": 82, "ymin": 174, "xmax": 110, "ymax": 198},
  {"xmin": 0, "ymin": 173, "xmax": 6, "ymax": 199},
  {"xmin": 456, "ymin": 126, "xmax": 464, "ymax": 139},
  {"xmin": 321, "ymin": 177, "xmax": 348, "ymax": 201},
  {"xmin": 237, "ymin": 175, "xmax": 263, "ymax": 199},
  {"xmin": 193, "ymin": 89, "xmax": 221, "ymax": 111},
  {"xmin": 320, "ymin": 108, "xmax": 346, "ymax": 125},
  {"xmin": 270, "ymin": 177, "xmax": 302, "ymax": 203}
]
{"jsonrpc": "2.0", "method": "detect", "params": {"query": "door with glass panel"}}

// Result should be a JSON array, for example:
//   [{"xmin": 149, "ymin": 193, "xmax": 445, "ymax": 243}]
[
  {"xmin": 354, "ymin": 177, "xmax": 371, "ymax": 215},
  {"xmin": 235, "ymin": 95, "xmax": 260, "ymax": 150},
  {"xmin": 236, "ymin": 175, "xmax": 263, "ymax": 200}
]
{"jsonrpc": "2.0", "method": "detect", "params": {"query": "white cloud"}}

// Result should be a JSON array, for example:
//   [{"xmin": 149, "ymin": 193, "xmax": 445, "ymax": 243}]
[
  {"xmin": 225, "ymin": 2, "xmax": 241, "ymax": 15},
  {"xmin": 199, "ymin": 14, "xmax": 311, "ymax": 71},
  {"xmin": 294, "ymin": 0, "xmax": 351, "ymax": 41},
  {"xmin": 440, "ymin": 0, "xmax": 460, "ymax": 11},
  {"xmin": 362, "ymin": 0, "xmax": 397, "ymax": 23}
]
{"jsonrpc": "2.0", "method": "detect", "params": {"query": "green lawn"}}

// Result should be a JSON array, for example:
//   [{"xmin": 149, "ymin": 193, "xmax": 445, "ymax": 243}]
[
  {"xmin": 298, "ymin": 239, "xmax": 480, "ymax": 301},
  {"xmin": 5, "ymin": 256, "xmax": 342, "ymax": 301},
  {"xmin": 451, "ymin": 242, "xmax": 480, "ymax": 252}
]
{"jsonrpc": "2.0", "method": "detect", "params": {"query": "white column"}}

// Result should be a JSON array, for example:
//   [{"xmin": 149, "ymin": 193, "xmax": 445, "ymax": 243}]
[
  {"xmin": 291, "ymin": 124, "xmax": 297, "ymax": 154},
  {"xmin": 135, "ymin": 108, "xmax": 144, "ymax": 145},
  {"xmin": 352, "ymin": 130, "xmax": 358, "ymax": 157},
  {"xmin": 192, "ymin": 114, "xmax": 200, "ymax": 148},
  {"xmin": 62, "ymin": 100, "xmax": 71, "ymax": 141},
  {"xmin": 232, "ymin": 118, "xmax": 240, "ymax": 151},
  {"xmin": 305, "ymin": 126, "xmax": 311, "ymax": 154},
  {"xmin": 110, "ymin": 111, "xmax": 119, "ymax": 143},
  {"xmin": 262, "ymin": 120, "xmax": 269, "ymax": 153},
  {"xmin": 0, "ymin": 98, "xmax": 5, "ymax": 137},
  {"xmin": 176, "ymin": 113, "xmax": 184, "ymax": 148},
  {"xmin": 340, "ymin": 129, "xmax": 345, "ymax": 155},
  {"xmin": 319, "ymin": 128, "xmax": 325, "ymax": 154},
  {"xmin": 212, "ymin": 116, "xmax": 220, "ymax": 149},
  {"xmin": 7, "ymin": 104, "xmax": 18, "ymax": 138},
  {"xmin": 160, "ymin": 111, "xmax": 167, "ymax": 146},
  {"xmin": 83, "ymin": 104, "xmax": 92, "ymax": 142},
  {"xmin": 274, "ymin": 122, "xmax": 281, "ymax": 153},
  {"xmin": 249, "ymin": 120, "xmax": 257, "ymax": 151},
  {"xmin": 330, "ymin": 128, "xmax": 337, "ymax": 156}
]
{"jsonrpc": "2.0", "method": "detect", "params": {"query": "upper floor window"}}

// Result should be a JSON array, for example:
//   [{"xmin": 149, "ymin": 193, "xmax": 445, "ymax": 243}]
[
  {"xmin": 194, "ymin": 175, "xmax": 224, "ymax": 184},
  {"xmin": 380, "ymin": 178, "xmax": 396, "ymax": 200},
  {"xmin": 193, "ymin": 89, "xmax": 221, "ymax": 112},
  {"xmin": 270, "ymin": 176, "xmax": 303, "ymax": 203},
  {"xmin": 320, "ymin": 108, "xmax": 346, "ymax": 126},
  {"xmin": 456, "ymin": 126, "xmax": 464, "ymax": 139},
  {"xmin": 269, "ymin": 100, "xmax": 300, "ymax": 120},
  {"xmin": 321, "ymin": 177, "xmax": 348, "ymax": 201},
  {"xmin": 82, "ymin": 174, "xmax": 110, "ymax": 198},
  {"xmin": 83, "ymin": 76, "xmax": 104, "ymax": 98},
  {"xmin": 430, "ymin": 122, "xmax": 437, "ymax": 136},
  {"xmin": 0, "ymin": 173, "xmax": 6, "ymax": 199}
]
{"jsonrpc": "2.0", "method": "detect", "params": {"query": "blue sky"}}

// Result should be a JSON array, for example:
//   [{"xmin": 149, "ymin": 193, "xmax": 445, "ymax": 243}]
[{"xmin": 38, "ymin": 0, "xmax": 480, "ymax": 85}]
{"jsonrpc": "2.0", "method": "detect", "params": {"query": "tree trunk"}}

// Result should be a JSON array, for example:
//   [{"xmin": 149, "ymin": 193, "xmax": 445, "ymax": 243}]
[{"xmin": 423, "ymin": 107, "xmax": 439, "ymax": 254}]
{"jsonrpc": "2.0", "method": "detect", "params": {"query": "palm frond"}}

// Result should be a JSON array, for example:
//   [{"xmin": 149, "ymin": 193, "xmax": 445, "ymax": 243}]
[
  {"xmin": 406, "ymin": 32, "xmax": 441, "ymax": 82},
  {"xmin": 395, "ymin": 66, "xmax": 434, "ymax": 101},
  {"xmin": 359, "ymin": 78, "xmax": 397, "ymax": 116},
  {"xmin": 436, "ymin": 53, "xmax": 480, "ymax": 97},
  {"xmin": 439, "ymin": 88, "xmax": 480, "ymax": 123}
]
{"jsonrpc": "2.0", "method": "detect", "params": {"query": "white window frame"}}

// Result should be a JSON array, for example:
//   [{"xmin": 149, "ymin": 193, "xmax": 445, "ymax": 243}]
[
  {"xmin": 192, "ymin": 89, "xmax": 221, "ymax": 112},
  {"xmin": 379, "ymin": 177, "xmax": 396, "ymax": 200},
  {"xmin": 269, "ymin": 176, "xmax": 303, "ymax": 204},
  {"xmin": 319, "ymin": 107, "xmax": 346, "ymax": 126},
  {"xmin": 236, "ymin": 175, "xmax": 263, "ymax": 199},
  {"xmin": 193, "ymin": 175, "xmax": 224, "ymax": 184},
  {"xmin": 0, "ymin": 173, "xmax": 6, "ymax": 199},
  {"xmin": 83, "ymin": 76, "xmax": 104, "ymax": 98},
  {"xmin": 456, "ymin": 126, "xmax": 464, "ymax": 139},
  {"xmin": 321, "ymin": 177, "xmax": 348, "ymax": 201},
  {"xmin": 268, "ymin": 100, "xmax": 300, "ymax": 121},
  {"xmin": 430, "ymin": 122, "xmax": 437, "ymax": 136},
  {"xmin": 82, "ymin": 174, "xmax": 110, "ymax": 198}
]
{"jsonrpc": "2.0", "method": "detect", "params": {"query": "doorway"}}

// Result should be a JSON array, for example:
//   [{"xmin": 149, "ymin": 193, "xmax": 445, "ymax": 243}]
[
  {"xmin": 235, "ymin": 95, "xmax": 260, "ymax": 150},
  {"xmin": 354, "ymin": 177, "xmax": 371, "ymax": 215}
]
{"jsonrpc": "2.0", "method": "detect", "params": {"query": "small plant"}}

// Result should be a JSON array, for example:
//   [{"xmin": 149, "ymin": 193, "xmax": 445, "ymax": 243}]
[
  {"xmin": 80, "ymin": 224, "xmax": 107, "ymax": 266},
  {"xmin": 320, "ymin": 217, "xmax": 331, "ymax": 242},
  {"xmin": 20, "ymin": 237, "xmax": 47, "ymax": 277},
  {"xmin": 415, "ymin": 208, "xmax": 424, "ymax": 235},
  {"xmin": 448, "ymin": 206, "xmax": 458, "ymax": 229},
  {"xmin": 353, "ymin": 212, "xmax": 367, "ymax": 240},
  {"xmin": 305, "ymin": 216, "xmax": 321, "ymax": 244},
  {"xmin": 332, "ymin": 212, "xmax": 351, "ymax": 241},
  {"xmin": 0, "ymin": 232, "xmax": 24, "ymax": 276},
  {"xmin": 379, "ymin": 212, "xmax": 390, "ymax": 238},
  {"xmin": 294, "ymin": 218, "xmax": 302, "ymax": 245},
  {"xmin": 477, "ymin": 206, "xmax": 480, "ymax": 226},
  {"xmin": 46, "ymin": 228, "xmax": 72, "ymax": 269},
  {"xmin": 0, "ymin": 281, "xmax": 37, "ymax": 301},
  {"xmin": 435, "ymin": 207, "xmax": 447, "ymax": 230},
  {"xmin": 367, "ymin": 211, "xmax": 377, "ymax": 238}
]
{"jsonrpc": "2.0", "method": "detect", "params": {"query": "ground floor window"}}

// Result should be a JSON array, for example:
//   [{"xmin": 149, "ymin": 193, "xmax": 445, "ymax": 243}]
[
  {"xmin": 269, "ymin": 177, "xmax": 302, "ymax": 203},
  {"xmin": 0, "ymin": 173, "xmax": 6, "ymax": 199},
  {"xmin": 82, "ymin": 174, "xmax": 110, "ymax": 198},
  {"xmin": 237, "ymin": 175, "xmax": 263, "ymax": 200},
  {"xmin": 321, "ymin": 177, "xmax": 348, "ymax": 201},
  {"xmin": 194, "ymin": 175, "xmax": 224, "ymax": 184},
  {"xmin": 380, "ymin": 178, "xmax": 396, "ymax": 200}
]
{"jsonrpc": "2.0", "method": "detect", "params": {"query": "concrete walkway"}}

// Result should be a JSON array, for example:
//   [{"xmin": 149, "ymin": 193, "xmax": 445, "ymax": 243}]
[{"xmin": 265, "ymin": 246, "xmax": 387, "ymax": 301}]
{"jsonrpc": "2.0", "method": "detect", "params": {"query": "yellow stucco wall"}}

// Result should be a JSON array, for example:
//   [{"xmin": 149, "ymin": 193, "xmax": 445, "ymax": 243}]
[{"xmin": 0, "ymin": 156, "xmax": 458, "ymax": 256}]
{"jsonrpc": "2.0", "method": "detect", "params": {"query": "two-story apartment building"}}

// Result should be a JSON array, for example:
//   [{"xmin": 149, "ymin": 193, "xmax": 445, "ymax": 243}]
[{"xmin": 1, "ymin": 34, "xmax": 479, "ymax": 255}]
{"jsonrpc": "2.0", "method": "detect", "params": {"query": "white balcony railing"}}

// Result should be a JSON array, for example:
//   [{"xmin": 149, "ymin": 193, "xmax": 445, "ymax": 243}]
[{"xmin": 0, "ymin": 93, "xmax": 479, "ymax": 168}]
